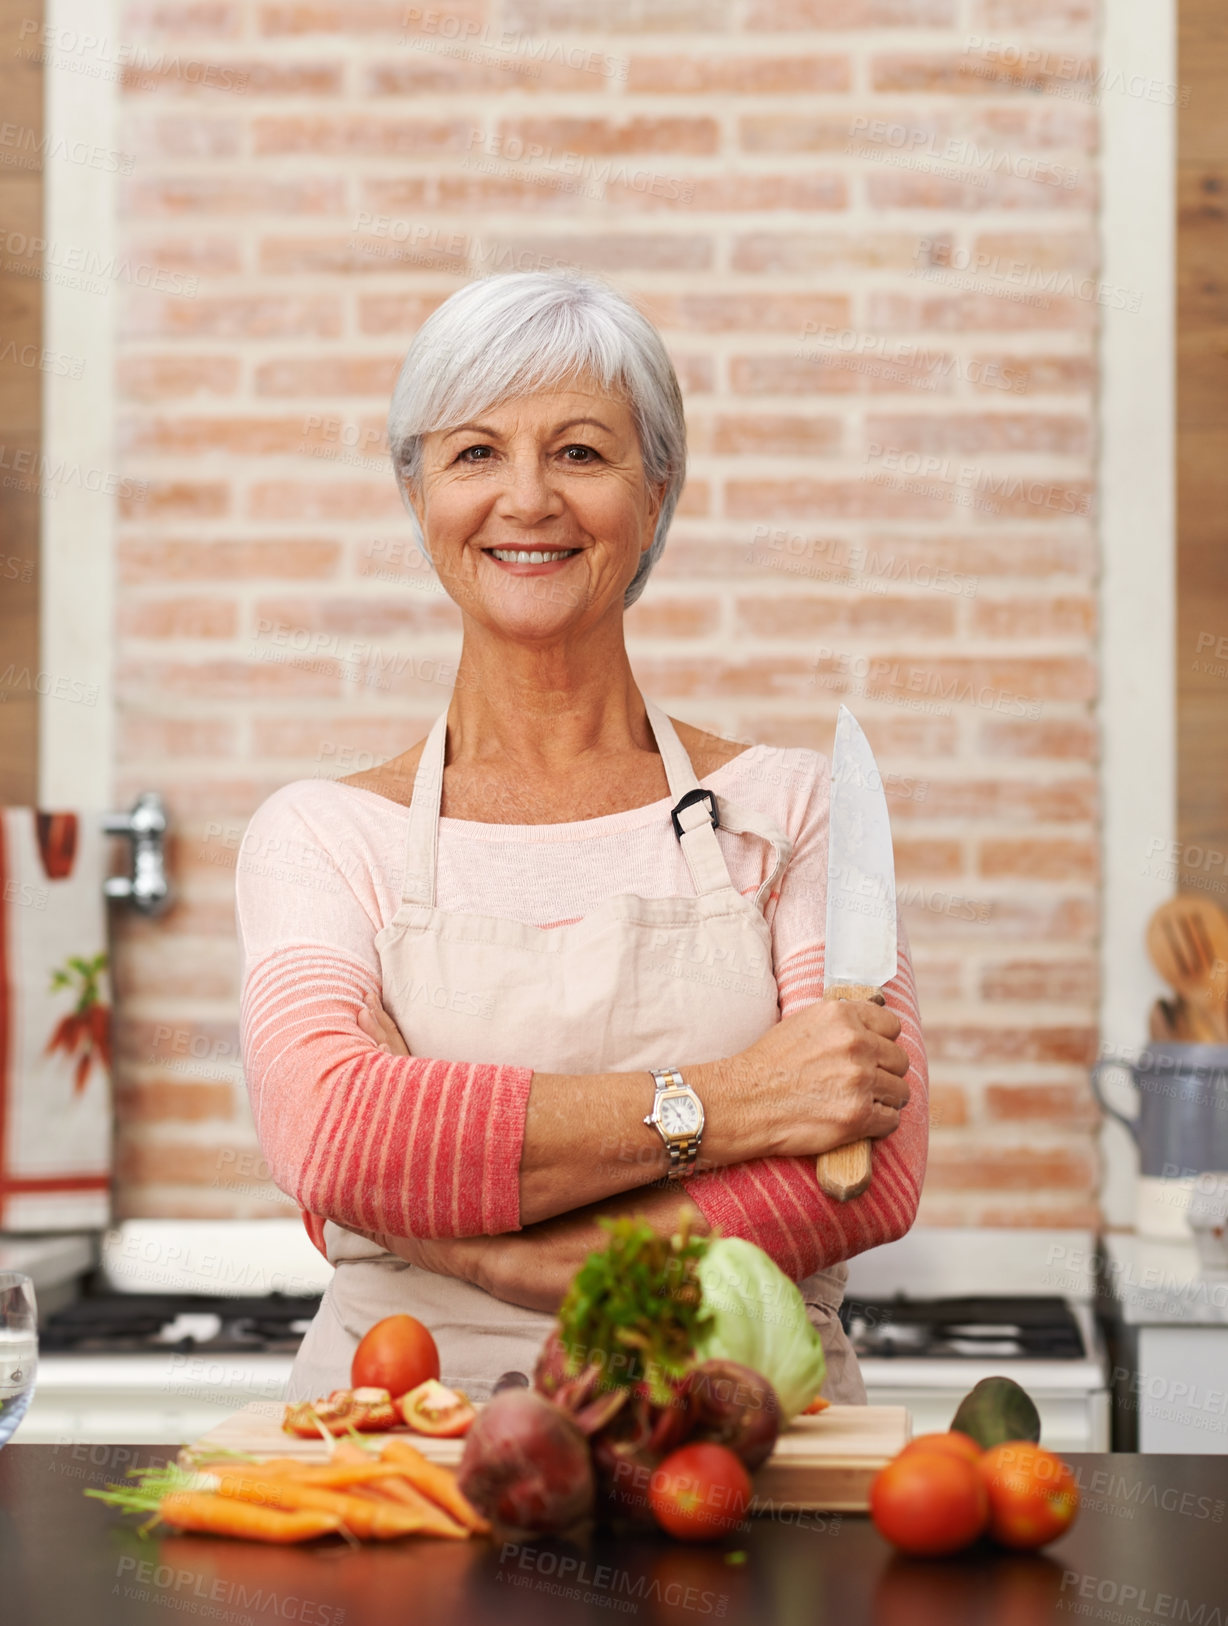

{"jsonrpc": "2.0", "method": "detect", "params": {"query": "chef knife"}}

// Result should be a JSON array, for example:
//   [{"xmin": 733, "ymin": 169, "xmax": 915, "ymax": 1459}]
[{"xmin": 815, "ymin": 705, "xmax": 899, "ymax": 1201}]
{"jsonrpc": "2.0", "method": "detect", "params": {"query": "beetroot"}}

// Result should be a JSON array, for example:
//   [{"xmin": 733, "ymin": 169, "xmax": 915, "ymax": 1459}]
[
  {"xmin": 687, "ymin": 1359, "xmax": 781, "ymax": 1471},
  {"xmin": 457, "ymin": 1388, "xmax": 594, "ymax": 1536}
]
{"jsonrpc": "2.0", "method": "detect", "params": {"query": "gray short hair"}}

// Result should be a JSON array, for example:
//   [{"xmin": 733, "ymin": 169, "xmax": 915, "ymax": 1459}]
[{"xmin": 386, "ymin": 272, "xmax": 686, "ymax": 610}]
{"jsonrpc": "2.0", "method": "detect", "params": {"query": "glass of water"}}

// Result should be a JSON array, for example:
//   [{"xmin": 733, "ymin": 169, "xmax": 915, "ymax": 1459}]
[{"xmin": 0, "ymin": 1273, "xmax": 37, "ymax": 1448}]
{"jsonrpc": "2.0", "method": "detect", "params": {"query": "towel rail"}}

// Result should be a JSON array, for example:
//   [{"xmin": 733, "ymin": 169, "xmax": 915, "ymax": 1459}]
[{"xmin": 103, "ymin": 792, "xmax": 172, "ymax": 916}]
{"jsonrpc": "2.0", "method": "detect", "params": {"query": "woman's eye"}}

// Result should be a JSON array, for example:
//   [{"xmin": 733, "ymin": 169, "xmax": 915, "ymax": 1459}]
[
  {"xmin": 561, "ymin": 444, "xmax": 598, "ymax": 462},
  {"xmin": 458, "ymin": 445, "xmax": 493, "ymax": 463}
]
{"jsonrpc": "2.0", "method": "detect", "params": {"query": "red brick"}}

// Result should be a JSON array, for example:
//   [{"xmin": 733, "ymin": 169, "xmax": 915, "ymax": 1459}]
[
  {"xmin": 972, "ymin": 355, "xmax": 1095, "ymax": 394},
  {"xmin": 120, "ymin": 595, "xmax": 238, "ymax": 638},
  {"xmin": 122, "ymin": 4, "xmax": 244, "ymax": 38},
  {"xmin": 924, "ymin": 1145, "xmax": 1098, "ymax": 1194},
  {"xmin": 116, "ymin": 657, "xmax": 344, "ymax": 700},
  {"xmin": 630, "ymin": 657, "xmax": 833, "ymax": 701},
  {"xmin": 494, "ymin": 117, "xmax": 719, "ymax": 157},
  {"xmin": 977, "ymin": 718, "xmax": 1096, "ymax": 759},
  {"xmin": 726, "ymin": 478, "xmax": 960, "ymax": 521},
  {"xmin": 121, "ymin": 113, "xmax": 243, "ymax": 157},
  {"xmin": 864, "ymin": 172, "xmax": 1094, "ymax": 212},
  {"xmin": 626, "ymin": 55, "xmax": 850, "ymax": 93},
  {"xmin": 252, "ymin": 596, "xmax": 459, "ymax": 639},
  {"xmin": 115, "ymin": 1080, "xmax": 236, "ymax": 1122},
  {"xmin": 923, "ymin": 1151, "xmax": 1099, "ymax": 1203},
  {"xmin": 983, "ymin": 1084, "xmax": 1099, "ymax": 1127},
  {"xmin": 740, "ymin": 115, "xmax": 872, "ymax": 154},
  {"xmin": 119, "ymin": 714, "xmax": 239, "ymax": 758},
  {"xmin": 971, "ymin": 596, "xmax": 1096, "ymax": 638},
  {"xmin": 500, "ymin": 234, "xmax": 715, "ymax": 271},
  {"xmin": 122, "ymin": 482, "xmax": 230, "ymax": 518},
  {"xmin": 115, "ymin": 1138, "xmax": 271, "ymax": 1188},
  {"xmin": 259, "ymin": 2, "xmax": 451, "ymax": 31},
  {"xmin": 125, "ymin": 235, "xmax": 241, "ymax": 275},
  {"xmin": 731, "ymin": 352, "xmax": 955, "ymax": 397},
  {"xmin": 858, "ymin": 532, "xmax": 1095, "ymax": 580},
  {"xmin": 961, "ymin": 1201, "xmax": 1103, "ymax": 1229},
  {"xmin": 979, "ymin": 838, "xmax": 1098, "ymax": 881},
  {"xmin": 712, "ymin": 414, "xmax": 843, "ymax": 456},
  {"xmin": 625, "ymin": 597, "xmax": 722, "ymax": 639},
  {"xmin": 357, "ymin": 293, "xmax": 454, "ymax": 335},
  {"xmin": 247, "ymin": 481, "xmax": 403, "ymax": 521},
  {"xmin": 741, "ymin": 711, "xmax": 960, "ymax": 758},
  {"xmin": 973, "ymin": 0, "xmax": 1095, "ymax": 23},
  {"xmin": 127, "ymin": 176, "xmax": 347, "ymax": 214},
  {"xmin": 981, "ymin": 959, "xmax": 1098, "ymax": 1002},
  {"xmin": 867, "ymin": 290, "xmax": 1095, "ymax": 334},
  {"xmin": 123, "ymin": 59, "xmax": 343, "ymax": 96},
  {"xmin": 872, "ymin": 51, "xmax": 1096, "ymax": 97},
  {"xmin": 865, "ymin": 414, "xmax": 1089, "ymax": 456},
  {"xmin": 732, "ymin": 232, "xmax": 929, "ymax": 273},
  {"xmin": 125, "ymin": 294, "xmax": 342, "ymax": 339},
  {"xmin": 250, "ymin": 713, "xmax": 433, "ymax": 760},
  {"xmin": 736, "ymin": 594, "xmax": 957, "ymax": 639},
  {"xmin": 749, "ymin": 0, "xmax": 957, "ymax": 22},
  {"xmin": 120, "ymin": 539, "xmax": 341, "ymax": 582},
  {"xmin": 500, "ymin": 0, "xmax": 718, "ymax": 28},
  {"xmin": 972, "ymin": 231, "xmax": 1099, "ymax": 271},
  {"xmin": 927, "ymin": 1025, "xmax": 1096, "ymax": 1064},
  {"xmin": 928, "ymin": 1083, "xmax": 969, "ymax": 1129},
  {"xmin": 254, "ymin": 356, "xmax": 401, "ymax": 397},
  {"xmin": 118, "ymin": 356, "xmax": 240, "ymax": 400},
  {"xmin": 889, "ymin": 774, "xmax": 1097, "ymax": 822},
  {"xmin": 675, "ymin": 480, "xmax": 710, "ymax": 517},
  {"xmin": 610, "ymin": 175, "xmax": 847, "ymax": 212},
  {"xmin": 911, "ymin": 957, "xmax": 964, "ymax": 999},
  {"xmin": 252, "ymin": 116, "xmax": 476, "ymax": 156},
  {"xmin": 364, "ymin": 58, "xmax": 597, "ymax": 94},
  {"xmin": 124, "ymin": 414, "xmax": 368, "ymax": 456},
  {"xmin": 894, "ymin": 838, "xmax": 964, "ymax": 879}
]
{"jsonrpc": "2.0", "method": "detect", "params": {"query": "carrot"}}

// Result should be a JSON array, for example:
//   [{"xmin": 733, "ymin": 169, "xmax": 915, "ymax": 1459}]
[
  {"xmin": 208, "ymin": 1469, "xmax": 459, "ymax": 1542},
  {"xmin": 157, "ymin": 1493, "xmax": 342, "ymax": 1544},
  {"xmin": 347, "ymin": 1480, "xmax": 469, "ymax": 1539},
  {"xmin": 378, "ymin": 1437, "xmax": 490, "ymax": 1533}
]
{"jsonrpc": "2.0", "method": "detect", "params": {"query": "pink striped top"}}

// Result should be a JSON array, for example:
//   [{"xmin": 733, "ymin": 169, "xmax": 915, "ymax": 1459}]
[{"xmin": 235, "ymin": 741, "xmax": 928, "ymax": 1282}]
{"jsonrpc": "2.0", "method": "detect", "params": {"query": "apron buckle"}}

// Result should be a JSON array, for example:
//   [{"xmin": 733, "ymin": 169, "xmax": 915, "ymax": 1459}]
[{"xmin": 671, "ymin": 787, "xmax": 719, "ymax": 841}]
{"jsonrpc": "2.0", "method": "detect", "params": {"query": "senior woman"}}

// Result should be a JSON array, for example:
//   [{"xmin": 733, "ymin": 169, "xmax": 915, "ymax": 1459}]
[{"xmin": 236, "ymin": 271, "xmax": 928, "ymax": 1407}]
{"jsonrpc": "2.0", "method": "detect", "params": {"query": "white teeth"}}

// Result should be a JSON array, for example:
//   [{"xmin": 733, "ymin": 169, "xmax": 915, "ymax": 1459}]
[{"xmin": 488, "ymin": 548, "xmax": 578, "ymax": 564}]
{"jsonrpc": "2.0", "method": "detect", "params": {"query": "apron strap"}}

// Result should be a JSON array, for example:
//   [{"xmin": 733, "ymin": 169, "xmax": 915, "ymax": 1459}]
[{"xmin": 399, "ymin": 709, "xmax": 447, "ymax": 907}]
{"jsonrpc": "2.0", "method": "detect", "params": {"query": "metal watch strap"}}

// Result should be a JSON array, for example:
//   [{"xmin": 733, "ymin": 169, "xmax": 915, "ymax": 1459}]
[{"xmin": 648, "ymin": 1065, "xmax": 702, "ymax": 1176}]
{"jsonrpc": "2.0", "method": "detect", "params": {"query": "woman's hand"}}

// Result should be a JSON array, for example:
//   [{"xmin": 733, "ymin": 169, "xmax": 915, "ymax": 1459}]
[
  {"xmin": 357, "ymin": 989, "xmax": 410, "ymax": 1056},
  {"xmin": 721, "ymin": 997, "xmax": 911, "ymax": 1162}
]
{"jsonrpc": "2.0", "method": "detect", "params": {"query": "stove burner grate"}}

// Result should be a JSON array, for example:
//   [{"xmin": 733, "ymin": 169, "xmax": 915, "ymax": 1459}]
[{"xmin": 840, "ymin": 1295, "xmax": 1087, "ymax": 1361}]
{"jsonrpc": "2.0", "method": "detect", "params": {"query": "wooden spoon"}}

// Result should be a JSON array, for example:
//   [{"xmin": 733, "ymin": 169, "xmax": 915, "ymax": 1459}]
[{"xmin": 1146, "ymin": 896, "xmax": 1228, "ymax": 1043}]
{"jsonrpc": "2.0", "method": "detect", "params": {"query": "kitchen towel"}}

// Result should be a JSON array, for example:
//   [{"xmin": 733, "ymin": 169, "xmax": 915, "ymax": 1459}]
[{"xmin": 0, "ymin": 808, "xmax": 112, "ymax": 1230}]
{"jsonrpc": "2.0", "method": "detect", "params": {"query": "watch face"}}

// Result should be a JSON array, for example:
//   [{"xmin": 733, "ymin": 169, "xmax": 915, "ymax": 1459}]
[{"xmin": 659, "ymin": 1092, "xmax": 700, "ymax": 1135}]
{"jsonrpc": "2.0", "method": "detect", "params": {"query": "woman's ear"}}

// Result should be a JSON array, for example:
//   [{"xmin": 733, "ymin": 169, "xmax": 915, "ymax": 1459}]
[{"xmin": 642, "ymin": 482, "xmax": 666, "ymax": 554}]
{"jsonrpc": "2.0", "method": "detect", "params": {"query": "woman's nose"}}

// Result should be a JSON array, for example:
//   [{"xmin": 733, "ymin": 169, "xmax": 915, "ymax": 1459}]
[{"xmin": 494, "ymin": 452, "xmax": 564, "ymax": 525}]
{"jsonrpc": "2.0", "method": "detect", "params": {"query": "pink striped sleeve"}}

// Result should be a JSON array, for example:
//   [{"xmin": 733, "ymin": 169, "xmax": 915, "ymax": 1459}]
[
  {"xmin": 235, "ymin": 785, "xmax": 533, "ymax": 1242},
  {"xmin": 686, "ymin": 934, "xmax": 928, "ymax": 1280}
]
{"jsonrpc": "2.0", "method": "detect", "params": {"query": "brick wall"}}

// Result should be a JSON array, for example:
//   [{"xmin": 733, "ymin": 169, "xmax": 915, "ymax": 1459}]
[{"xmin": 110, "ymin": 0, "xmax": 1102, "ymax": 1229}]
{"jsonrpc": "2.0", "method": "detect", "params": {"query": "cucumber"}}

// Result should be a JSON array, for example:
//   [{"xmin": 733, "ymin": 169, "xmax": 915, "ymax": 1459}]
[{"xmin": 949, "ymin": 1376, "xmax": 1041, "ymax": 1449}]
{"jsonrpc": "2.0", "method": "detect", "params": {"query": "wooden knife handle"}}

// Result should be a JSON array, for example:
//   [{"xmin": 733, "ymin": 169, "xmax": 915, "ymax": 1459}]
[{"xmin": 814, "ymin": 984, "xmax": 886, "ymax": 1202}]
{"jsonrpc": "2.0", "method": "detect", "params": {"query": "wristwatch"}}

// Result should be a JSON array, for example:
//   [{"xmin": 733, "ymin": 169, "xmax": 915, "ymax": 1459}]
[{"xmin": 643, "ymin": 1066, "xmax": 706, "ymax": 1177}]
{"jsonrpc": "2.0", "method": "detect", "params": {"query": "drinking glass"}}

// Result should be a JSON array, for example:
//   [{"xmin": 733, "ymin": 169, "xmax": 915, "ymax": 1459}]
[{"xmin": 0, "ymin": 1273, "xmax": 37, "ymax": 1447}]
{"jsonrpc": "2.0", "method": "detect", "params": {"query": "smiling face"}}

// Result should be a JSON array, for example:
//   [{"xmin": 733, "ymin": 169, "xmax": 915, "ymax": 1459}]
[{"xmin": 405, "ymin": 377, "xmax": 664, "ymax": 642}]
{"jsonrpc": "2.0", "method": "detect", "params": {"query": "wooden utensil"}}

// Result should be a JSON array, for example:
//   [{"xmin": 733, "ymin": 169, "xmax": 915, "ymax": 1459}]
[
  {"xmin": 1146, "ymin": 896, "xmax": 1228, "ymax": 1043},
  {"xmin": 1149, "ymin": 997, "xmax": 1180, "ymax": 1041}
]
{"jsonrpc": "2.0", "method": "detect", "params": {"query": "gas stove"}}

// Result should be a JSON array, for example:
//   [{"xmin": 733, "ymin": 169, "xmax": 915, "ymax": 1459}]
[
  {"xmin": 843, "ymin": 1295, "xmax": 1088, "ymax": 1363},
  {"xmin": 38, "ymin": 1293, "xmax": 321, "ymax": 1358}
]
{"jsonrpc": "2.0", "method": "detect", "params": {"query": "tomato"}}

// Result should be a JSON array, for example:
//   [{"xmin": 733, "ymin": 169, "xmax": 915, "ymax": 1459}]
[
  {"xmin": 282, "ymin": 1387, "xmax": 398, "ymax": 1437},
  {"xmin": 870, "ymin": 1451, "xmax": 989, "ymax": 1557},
  {"xmin": 649, "ymin": 1443, "xmax": 752, "ymax": 1543},
  {"xmin": 351, "ymin": 1314, "xmax": 440, "ymax": 1399},
  {"xmin": 978, "ymin": 1442, "xmax": 1079, "ymax": 1550},
  {"xmin": 899, "ymin": 1431, "xmax": 983, "ymax": 1466},
  {"xmin": 397, "ymin": 1379, "xmax": 476, "ymax": 1438}
]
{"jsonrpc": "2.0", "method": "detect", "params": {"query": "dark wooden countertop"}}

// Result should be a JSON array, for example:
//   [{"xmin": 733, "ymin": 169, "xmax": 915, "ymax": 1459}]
[{"xmin": 2, "ymin": 1446, "xmax": 1226, "ymax": 1626}]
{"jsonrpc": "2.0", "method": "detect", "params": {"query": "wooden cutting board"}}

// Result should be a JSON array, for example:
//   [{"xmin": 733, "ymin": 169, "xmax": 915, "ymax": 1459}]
[{"xmin": 179, "ymin": 1399, "xmax": 911, "ymax": 1513}]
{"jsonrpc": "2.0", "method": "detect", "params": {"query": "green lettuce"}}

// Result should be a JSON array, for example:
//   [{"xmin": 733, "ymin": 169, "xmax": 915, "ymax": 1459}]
[{"xmin": 693, "ymin": 1238, "xmax": 827, "ymax": 1422}]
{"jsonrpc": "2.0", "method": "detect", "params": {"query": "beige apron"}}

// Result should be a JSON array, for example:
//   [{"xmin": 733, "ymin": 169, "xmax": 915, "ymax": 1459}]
[{"xmin": 287, "ymin": 697, "xmax": 866, "ymax": 1406}]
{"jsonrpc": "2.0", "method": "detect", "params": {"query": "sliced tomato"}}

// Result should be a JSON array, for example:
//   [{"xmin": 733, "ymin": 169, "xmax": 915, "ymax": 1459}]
[
  {"xmin": 282, "ymin": 1386, "xmax": 398, "ymax": 1438},
  {"xmin": 396, "ymin": 1379, "xmax": 476, "ymax": 1438},
  {"xmin": 801, "ymin": 1396, "xmax": 831, "ymax": 1415}
]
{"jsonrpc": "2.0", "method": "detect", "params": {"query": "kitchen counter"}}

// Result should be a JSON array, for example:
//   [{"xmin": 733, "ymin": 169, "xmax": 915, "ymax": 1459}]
[
  {"xmin": 1099, "ymin": 1234, "xmax": 1228, "ymax": 1326},
  {"xmin": 1, "ymin": 1445, "xmax": 1225, "ymax": 1625}
]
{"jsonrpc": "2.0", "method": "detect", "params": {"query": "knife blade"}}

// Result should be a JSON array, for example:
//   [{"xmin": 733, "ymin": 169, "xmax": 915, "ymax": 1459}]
[{"xmin": 816, "ymin": 705, "xmax": 899, "ymax": 1201}]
